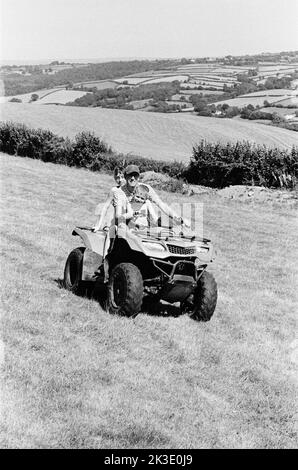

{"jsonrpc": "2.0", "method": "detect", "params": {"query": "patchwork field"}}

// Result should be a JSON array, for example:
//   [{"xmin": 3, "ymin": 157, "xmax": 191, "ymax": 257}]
[
  {"xmin": 2, "ymin": 61, "xmax": 297, "ymax": 110},
  {"xmin": 211, "ymin": 88, "xmax": 298, "ymax": 114},
  {"xmin": 0, "ymin": 88, "xmax": 63, "ymax": 104},
  {"xmin": 254, "ymin": 64, "xmax": 298, "ymax": 84},
  {"xmin": 0, "ymin": 153, "xmax": 297, "ymax": 449},
  {"xmin": 141, "ymin": 75, "xmax": 189, "ymax": 84},
  {"xmin": 212, "ymin": 90, "xmax": 298, "ymax": 110},
  {"xmin": 116, "ymin": 75, "xmax": 189, "ymax": 85},
  {"xmin": 114, "ymin": 77, "xmax": 148, "ymax": 85},
  {"xmin": 240, "ymin": 89, "xmax": 298, "ymax": 97},
  {"xmin": 69, "ymin": 62, "xmax": 298, "ymax": 95},
  {"xmin": 165, "ymin": 100, "xmax": 192, "ymax": 107},
  {"xmin": 126, "ymin": 62, "xmax": 298, "ymax": 91},
  {"xmin": 1, "ymin": 103, "xmax": 298, "ymax": 163},
  {"xmin": 37, "ymin": 90, "xmax": 90, "ymax": 105},
  {"xmin": 0, "ymin": 88, "xmax": 89, "ymax": 105},
  {"xmin": 212, "ymin": 96, "xmax": 286, "ymax": 108}
]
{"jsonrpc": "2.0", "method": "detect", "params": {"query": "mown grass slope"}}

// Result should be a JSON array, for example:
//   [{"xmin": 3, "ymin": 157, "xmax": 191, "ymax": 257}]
[
  {"xmin": 0, "ymin": 153, "xmax": 297, "ymax": 449},
  {"xmin": 1, "ymin": 103, "xmax": 298, "ymax": 162}
]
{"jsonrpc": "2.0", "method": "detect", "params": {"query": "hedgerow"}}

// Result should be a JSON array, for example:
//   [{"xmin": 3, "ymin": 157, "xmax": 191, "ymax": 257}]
[
  {"xmin": 0, "ymin": 121, "xmax": 297, "ymax": 189},
  {"xmin": 186, "ymin": 141, "xmax": 298, "ymax": 188}
]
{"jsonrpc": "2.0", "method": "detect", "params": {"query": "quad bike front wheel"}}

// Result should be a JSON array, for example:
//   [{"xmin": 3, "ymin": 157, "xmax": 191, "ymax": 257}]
[
  {"xmin": 107, "ymin": 262, "xmax": 143, "ymax": 317},
  {"xmin": 63, "ymin": 247, "xmax": 85, "ymax": 294},
  {"xmin": 181, "ymin": 271, "xmax": 217, "ymax": 321}
]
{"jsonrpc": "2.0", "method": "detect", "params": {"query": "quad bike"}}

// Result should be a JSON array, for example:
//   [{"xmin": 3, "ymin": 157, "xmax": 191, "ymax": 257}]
[{"xmin": 63, "ymin": 223, "xmax": 217, "ymax": 321}]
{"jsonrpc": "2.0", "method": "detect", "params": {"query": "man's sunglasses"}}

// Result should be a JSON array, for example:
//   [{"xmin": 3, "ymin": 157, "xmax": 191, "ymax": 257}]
[{"xmin": 127, "ymin": 173, "xmax": 139, "ymax": 179}]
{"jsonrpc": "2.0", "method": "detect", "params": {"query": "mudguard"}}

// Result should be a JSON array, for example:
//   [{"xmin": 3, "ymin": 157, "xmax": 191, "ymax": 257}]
[
  {"xmin": 72, "ymin": 227, "xmax": 106, "ymax": 255},
  {"xmin": 81, "ymin": 248, "xmax": 103, "ymax": 281},
  {"xmin": 72, "ymin": 227, "xmax": 106, "ymax": 280}
]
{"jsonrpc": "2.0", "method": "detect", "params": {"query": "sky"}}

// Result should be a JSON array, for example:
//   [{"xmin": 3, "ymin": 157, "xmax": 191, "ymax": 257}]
[{"xmin": 0, "ymin": 0, "xmax": 297, "ymax": 63}]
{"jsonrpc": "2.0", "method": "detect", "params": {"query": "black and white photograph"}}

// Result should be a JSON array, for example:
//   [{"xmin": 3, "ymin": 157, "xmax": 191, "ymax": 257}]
[{"xmin": 0, "ymin": 0, "xmax": 297, "ymax": 452}]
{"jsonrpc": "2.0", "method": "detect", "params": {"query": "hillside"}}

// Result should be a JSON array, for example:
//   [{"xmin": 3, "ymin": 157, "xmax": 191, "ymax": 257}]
[
  {"xmin": 0, "ymin": 88, "xmax": 88, "ymax": 105},
  {"xmin": 0, "ymin": 152, "xmax": 297, "ymax": 448},
  {"xmin": 1, "ymin": 103, "xmax": 298, "ymax": 162}
]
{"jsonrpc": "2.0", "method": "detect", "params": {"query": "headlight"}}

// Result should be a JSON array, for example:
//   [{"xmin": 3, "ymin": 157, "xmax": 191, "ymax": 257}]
[
  {"xmin": 195, "ymin": 245, "xmax": 209, "ymax": 254},
  {"xmin": 142, "ymin": 241, "xmax": 166, "ymax": 252}
]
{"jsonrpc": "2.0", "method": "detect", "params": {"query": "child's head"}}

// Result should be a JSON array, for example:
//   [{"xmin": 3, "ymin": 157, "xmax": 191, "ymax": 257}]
[{"xmin": 114, "ymin": 167, "xmax": 125, "ymax": 187}]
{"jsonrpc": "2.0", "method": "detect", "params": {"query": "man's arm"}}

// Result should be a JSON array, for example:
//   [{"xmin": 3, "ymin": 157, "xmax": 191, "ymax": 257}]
[{"xmin": 146, "ymin": 185, "xmax": 190, "ymax": 226}]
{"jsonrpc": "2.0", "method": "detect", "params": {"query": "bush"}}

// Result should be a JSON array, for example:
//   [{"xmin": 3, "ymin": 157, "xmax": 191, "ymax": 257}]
[
  {"xmin": 140, "ymin": 171, "xmax": 186, "ymax": 193},
  {"xmin": 30, "ymin": 94, "xmax": 39, "ymax": 102},
  {"xmin": 184, "ymin": 140, "xmax": 298, "ymax": 188},
  {"xmin": 9, "ymin": 98, "xmax": 22, "ymax": 103},
  {"xmin": 197, "ymin": 109, "xmax": 213, "ymax": 117},
  {"xmin": 71, "ymin": 131, "xmax": 111, "ymax": 167},
  {"xmin": 241, "ymin": 108, "xmax": 273, "ymax": 120},
  {"xmin": 0, "ymin": 122, "xmax": 75, "ymax": 165},
  {"xmin": 225, "ymin": 106, "xmax": 240, "ymax": 118},
  {"xmin": 41, "ymin": 136, "xmax": 74, "ymax": 164},
  {"xmin": 0, "ymin": 122, "xmax": 54, "ymax": 158}
]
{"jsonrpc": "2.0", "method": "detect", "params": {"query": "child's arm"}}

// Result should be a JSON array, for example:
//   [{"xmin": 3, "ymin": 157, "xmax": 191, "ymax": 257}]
[{"xmin": 115, "ymin": 198, "xmax": 134, "ymax": 224}]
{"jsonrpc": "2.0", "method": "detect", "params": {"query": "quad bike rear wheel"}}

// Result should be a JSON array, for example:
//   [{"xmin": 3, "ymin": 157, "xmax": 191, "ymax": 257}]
[
  {"xmin": 64, "ymin": 247, "xmax": 85, "ymax": 294},
  {"xmin": 107, "ymin": 262, "xmax": 143, "ymax": 317},
  {"xmin": 181, "ymin": 271, "xmax": 217, "ymax": 321}
]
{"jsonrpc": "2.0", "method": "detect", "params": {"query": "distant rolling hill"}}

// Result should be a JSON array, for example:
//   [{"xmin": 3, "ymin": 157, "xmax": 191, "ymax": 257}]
[{"xmin": 1, "ymin": 103, "xmax": 297, "ymax": 162}]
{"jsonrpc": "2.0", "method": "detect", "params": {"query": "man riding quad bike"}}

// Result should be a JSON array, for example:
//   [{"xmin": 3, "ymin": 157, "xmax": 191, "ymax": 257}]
[{"xmin": 63, "ymin": 165, "xmax": 217, "ymax": 321}]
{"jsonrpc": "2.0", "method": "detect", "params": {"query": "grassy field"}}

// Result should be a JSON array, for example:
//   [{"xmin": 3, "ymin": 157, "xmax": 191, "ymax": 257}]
[
  {"xmin": 213, "ymin": 96, "xmax": 285, "ymax": 108},
  {"xmin": 276, "ymin": 97, "xmax": 298, "ymax": 107},
  {"xmin": 115, "ymin": 77, "xmax": 149, "ymax": 85},
  {"xmin": 36, "ymin": 90, "xmax": 90, "ymax": 105},
  {"xmin": 240, "ymin": 89, "xmax": 298, "ymax": 97},
  {"xmin": 116, "ymin": 76, "xmax": 190, "ymax": 85},
  {"xmin": 74, "ymin": 80, "xmax": 119, "ymax": 90},
  {"xmin": 0, "ymin": 88, "xmax": 63, "ymax": 104},
  {"xmin": 0, "ymin": 88, "xmax": 88, "ymax": 105},
  {"xmin": 1, "ymin": 103, "xmax": 298, "ymax": 163},
  {"xmin": 0, "ymin": 153, "xmax": 297, "ymax": 449},
  {"xmin": 141, "ymin": 75, "xmax": 189, "ymax": 84},
  {"xmin": 180, "ymin": 90, "xmax": 224, "ymax": 96}
]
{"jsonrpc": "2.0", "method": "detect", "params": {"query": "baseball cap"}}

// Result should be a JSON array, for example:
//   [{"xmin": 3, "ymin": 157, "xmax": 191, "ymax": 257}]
[{"xmin": 124, "ymin": 164, "xmax": 140, "ymax": 177}]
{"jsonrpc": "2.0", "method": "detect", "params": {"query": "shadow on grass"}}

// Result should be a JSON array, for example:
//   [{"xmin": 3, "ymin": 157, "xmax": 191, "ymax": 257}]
[
  {"xmin": 54, "ymin": 278, "xmax": 106, "ymax": 307},
  {"xmin": 141, "ymin": 296, "xmax": 182, "ymax": 318},
  {"xmin": 54, "ymin": 278, "xmax": 182, "ymax": 318}
]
